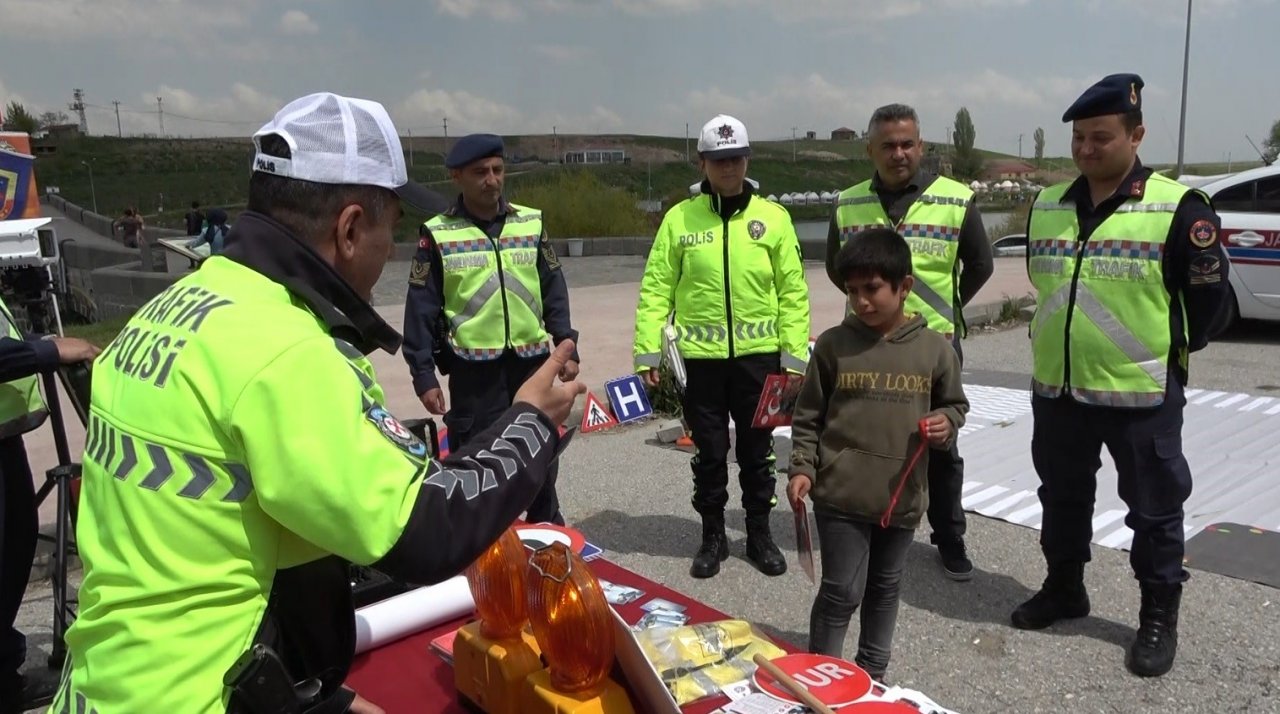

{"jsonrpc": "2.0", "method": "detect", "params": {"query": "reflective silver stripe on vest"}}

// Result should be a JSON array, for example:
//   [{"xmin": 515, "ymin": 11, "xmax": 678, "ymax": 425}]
[
  {"xmin": 635, "ymin": 352, "xmax": 661, "ymax": 369},
  {"xmin": 88, "ymin": 415, "xmax": 255, "ymax": 501},
  {"xmin": 733, "ymin": 320, "xmax": 777, "ymax": 341},
  {"xmin": 917, "ymin": 194, "xmax": 969, "ymax": 207},
  {"xmin": 449, "ymin": 273, "xmax": 502, "ymax": 331},
  {"xmin": 1029, "ymin": 284, "xmax": 1071, "ymax": 341},
  {"xmin": 1032, "ymin": 201, "xmax": 1074, "ymax": 211},
  {"xmin": 837, "ymin": 195, "xmax": 881, "ymax": 207},
  {"xmin": 674, "ymin": 324, "xmax": 728, "ymax": 342},
  {"xmin": 506, "ymin": 278, "xmax": 542, "ymax": 317},
  {"xmin": 1071, "ymin": 385, "xmax": 1164, "ymax": 408},
  {"xmin": 505, "ymin": 212, "xmax": 541, "ymax": 225},
  {"xmin": 1072, "ymin": 285, "xmax": 1166, "ymax": 387},
  {"xmin": 909, "ymin": 281, "xmax": 955, "ymax": 325},
  {"xmin": 1113, "ymin": 202, "xmax": 1180, "ymax": 213},
  {"xmin": 513, "ymin": 341, "xmax": 551, "ymax": 358}
]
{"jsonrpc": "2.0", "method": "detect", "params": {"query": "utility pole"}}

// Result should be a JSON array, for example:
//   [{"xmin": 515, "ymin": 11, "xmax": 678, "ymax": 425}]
[
  {"xmin": 791, "ymin": 127, "xmax": 797, "ymax": 163},
  {"xmin": 1018, "ymin": 133, "xmax": 1024, "ymax": 159},
  {"xmin": 685, "ymin": 123, "xmax": 690, "ymax": 162},
  {"xmin": 442, "ymin": 116, "xmax": 449, "ymax": 156},
  {"xmin": 112, "ymin": 100, "xmax": 122, "ymax": 137},
  {"xmin": 69, "ymin": 89, "xmax": 88, "ymax": 134},
  {"xmin": 1174, "ymin": 0, "xmax": 1193, "ymax": 177},
  {"xmin": 553, "ymin": 125, "xmax": 558, "ymax": 162},
  {"xmin": 157, "ymin": 97, "xmax": 165, "ymax": 136}
]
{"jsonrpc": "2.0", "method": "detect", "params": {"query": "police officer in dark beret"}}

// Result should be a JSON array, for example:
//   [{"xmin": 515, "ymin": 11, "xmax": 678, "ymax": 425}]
[
  {"xmin": 1013, "ymin": 73, "xmax": 1228, "ymax": 678},
  {"xmin": 403, "ymin": 133, "xmax": 580, "ymax": 525}
]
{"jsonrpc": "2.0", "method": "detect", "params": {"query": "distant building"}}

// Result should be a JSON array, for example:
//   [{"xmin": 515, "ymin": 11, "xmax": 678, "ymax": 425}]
[
  {"xmin": 830, "ymin": 127, "xmax": 858, "ymax": 141},
  {"xmin": 563, "ymin": 148, "xmax": 627, "ymax": 164},
  {"xmin": 985, "ymin": 160, "xmax": 1037, "ymax": 181},
  {"xmin": 805, "ymin": 130, "xmax": 817, "ymax": 140}
]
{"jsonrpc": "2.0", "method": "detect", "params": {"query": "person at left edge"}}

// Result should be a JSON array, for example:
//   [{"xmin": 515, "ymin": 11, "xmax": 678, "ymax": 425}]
[
  {"xmin": 0, "ymin": 304, "xmax": 100, "ymax": 713},
  {"xmin": 402, "ymin": 133, "xmax": 579, "ymax": 526},
  {"xmin": 49, "ymin": 92, "xmax": 585, "ymax": 714},
  {"xmin": 633, "ymin": 114, "xmax": 811, "ymax": 579}
]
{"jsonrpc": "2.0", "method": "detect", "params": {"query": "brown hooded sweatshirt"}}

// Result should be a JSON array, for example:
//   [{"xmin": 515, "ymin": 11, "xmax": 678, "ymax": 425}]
[{"xmin": 789, "ymin": 312, "xmax": 969, "ymax": 528}]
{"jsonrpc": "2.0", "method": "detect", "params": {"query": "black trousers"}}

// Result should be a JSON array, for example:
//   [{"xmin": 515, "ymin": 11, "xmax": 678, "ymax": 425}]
[
  {"xmin": 807, "ymin": 510, "xmax": 915, "ymax": 678},
  {"xmin": 926, "ymin": 335, "xmax": 966, "ymax": 543},
  {"xmin": 444, "ymin": 352, "xmax": 563, "ymax": 525},
  {"xmin": 0, "ymin": 435, "xmax": 36, "ymax": 675},
  {"xmin": 682, "ymin": 353, "xmax": 779, "ymax": 518},
  {"xmin": 1030, "ymin": 380, "xmax": 1193, "ymax": 585}
]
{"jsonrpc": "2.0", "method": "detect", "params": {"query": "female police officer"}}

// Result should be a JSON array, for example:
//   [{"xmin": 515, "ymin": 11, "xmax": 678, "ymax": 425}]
[{"xmin": 633, "ymin": 114, "xmax": 810, "ymax": 579}]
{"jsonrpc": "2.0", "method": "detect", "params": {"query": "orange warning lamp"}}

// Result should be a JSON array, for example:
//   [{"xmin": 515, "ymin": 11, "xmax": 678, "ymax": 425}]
[
  {"xmin": 519, "ymin": 542, "xmax": 635, "ymax": 713},
  {"xmin": 454, "ymin": 527, "xmax": 544, "ymax": 714}
]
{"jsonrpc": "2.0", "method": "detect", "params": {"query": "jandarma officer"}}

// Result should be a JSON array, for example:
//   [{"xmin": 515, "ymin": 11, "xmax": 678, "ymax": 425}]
[
  {"xmin": 1012, "ymin": 74, "xmax": 1228, "ymax": 679},
  {"xmin": 402, "ymin": 133, "xmax": 579, "ymax": 526}
]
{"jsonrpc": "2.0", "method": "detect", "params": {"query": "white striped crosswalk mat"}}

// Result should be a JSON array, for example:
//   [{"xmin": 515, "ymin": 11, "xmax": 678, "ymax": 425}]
[
  {"xmin": 956, "ymin": 385, "xmax": 1280, "ymax": 551},
  {"xmin": 761, "ymin": 384, "xmax": 1280, "ymax": 551}
]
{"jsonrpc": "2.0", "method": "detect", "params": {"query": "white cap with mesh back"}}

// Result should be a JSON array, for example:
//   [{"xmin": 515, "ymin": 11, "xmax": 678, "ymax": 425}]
[{"xmin": 252, "ymin": 92, "xmax": 448, "ymax": 213}]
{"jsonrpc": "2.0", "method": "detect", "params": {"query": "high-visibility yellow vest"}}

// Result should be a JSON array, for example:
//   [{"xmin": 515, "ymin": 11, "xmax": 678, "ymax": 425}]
[
  {"xmin": 0, "ymin": 297, "xmax": 47, "ymax": 438},
  {"xmin": 633, "ymin": 192, "xmax": 811, "ymax": 374},
  {"xmin": 426, "ymin": 204, "xmax": 550, "ymax": 361},
  {"xmin": 834, "ymin": 177, "xmax": 972, "ymax": 336},
  {"xmin": 1027, "ymin": 173, "xmax": 1195, "ymax": 408}
]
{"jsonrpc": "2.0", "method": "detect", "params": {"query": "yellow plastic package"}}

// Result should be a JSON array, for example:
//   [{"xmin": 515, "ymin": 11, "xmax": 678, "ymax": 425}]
[{"xmin": 634, "ymin": 619, "xmax": 786, "ymax": 705}]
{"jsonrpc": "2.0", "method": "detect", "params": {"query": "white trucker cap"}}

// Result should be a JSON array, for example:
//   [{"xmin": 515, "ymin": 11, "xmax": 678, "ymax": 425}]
[
  {"xmin": 252, "ymin": 92, "xmax": 448, "ymax": 213},
  {"xmin": 697, "ymin": 114, "xmax": 751, "ymax": 159}
]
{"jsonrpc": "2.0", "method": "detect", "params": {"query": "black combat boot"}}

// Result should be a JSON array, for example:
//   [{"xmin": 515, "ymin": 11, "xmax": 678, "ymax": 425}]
[
  {"xmin": 1126, "ymin": 583, "xmax": 1182, "ymax": 677},
  {"xmin": 690, "ymin": 512, "xmax": 729, "ymax": 578},
  {"xmin": 1011, "ymin": 562, "xmax": 1090, "ymax": 630},
  {"xmin": 745, "ymin": 513, "xmax": 787, "ymax": 577}
]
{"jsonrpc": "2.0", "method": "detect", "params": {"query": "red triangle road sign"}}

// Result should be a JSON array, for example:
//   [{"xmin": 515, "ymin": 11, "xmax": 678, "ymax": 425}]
[{"xmin": 581, "ymin": 391, "xmax": 619, "ymax": 433}]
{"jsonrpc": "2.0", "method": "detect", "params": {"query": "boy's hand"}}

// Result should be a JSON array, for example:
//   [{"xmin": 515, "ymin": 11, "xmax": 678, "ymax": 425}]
[
  {"xmin": 787, "ymin": 474, "xmax": 812, "ymax": 510},
  {"xmin": 923, "ymin": 412, "xmax": 951, "ymax": 447}
]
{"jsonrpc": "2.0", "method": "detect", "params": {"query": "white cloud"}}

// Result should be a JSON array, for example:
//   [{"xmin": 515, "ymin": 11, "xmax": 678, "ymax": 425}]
[
  {"xmin": 279, "ymin": 9, "xmax": 319, "ymax": 35},
  {"xmin": 394, "ymin": 85, "xmax": 623, "ymax": 136}
]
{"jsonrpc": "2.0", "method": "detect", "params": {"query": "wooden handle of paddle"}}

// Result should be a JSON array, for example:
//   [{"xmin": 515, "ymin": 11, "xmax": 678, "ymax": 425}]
[{"xmin": 752, "ymin": 653, "xmax": 837, "ymax": 714}]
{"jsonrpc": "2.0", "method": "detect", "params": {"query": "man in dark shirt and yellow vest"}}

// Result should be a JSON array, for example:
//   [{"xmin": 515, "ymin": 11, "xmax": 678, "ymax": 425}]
[
  {"xmin": 826, "ymin": 103, "xmax": 994, "ymax": 581},
  {"xmin": 403, "ymin": 134, "xmax": 579, "ymax": 526},
  {"xmin": 1012, "ymin": 74, "xmax": 1229, "ymax": 679},
  {"xmin": 0, "ymin": 302, "xmax": 98, "ymax": 711}
]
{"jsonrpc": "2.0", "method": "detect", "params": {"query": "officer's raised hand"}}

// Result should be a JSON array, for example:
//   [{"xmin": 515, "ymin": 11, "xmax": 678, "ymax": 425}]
[
  {"xmin": 419, "ymin": 387, "xmax": 446, "ymax": 415},
  {"xmin": 514, "ymin": 339, "xmax": 587, "ymax": 425}
]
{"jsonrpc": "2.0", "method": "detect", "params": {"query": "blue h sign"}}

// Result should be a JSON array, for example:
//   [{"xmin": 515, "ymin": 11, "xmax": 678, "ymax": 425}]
[{"xmin": 604, "ymin": 375, "xmax": 653, "ymax": 424}]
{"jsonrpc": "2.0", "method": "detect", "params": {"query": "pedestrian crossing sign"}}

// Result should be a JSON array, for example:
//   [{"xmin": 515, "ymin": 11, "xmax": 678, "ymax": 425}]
[{"xmin": 581, "ymin": 391, "xmax": 619, "ymax": 433}]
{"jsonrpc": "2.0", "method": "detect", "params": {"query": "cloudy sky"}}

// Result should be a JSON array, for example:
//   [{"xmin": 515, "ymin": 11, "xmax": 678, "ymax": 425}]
[{"xmin": 1, "ymin": 0, "xmax": 1276, "ymax": 164}]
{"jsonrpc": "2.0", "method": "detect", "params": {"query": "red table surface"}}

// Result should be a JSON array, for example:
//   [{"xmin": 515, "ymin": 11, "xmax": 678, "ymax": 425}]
[{"xmin": 345, "ymin": 557, "xmax": 800, "ymax": 714}]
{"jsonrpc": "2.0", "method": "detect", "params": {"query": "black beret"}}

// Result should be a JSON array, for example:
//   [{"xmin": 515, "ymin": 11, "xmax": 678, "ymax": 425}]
[
  {"xmin": 445, "ymin": 133, "xmax": 504, "ymax": 169},
  {"xmin": 1062, "ymin": 73, "xmax": 1144, "ymax": 122}
]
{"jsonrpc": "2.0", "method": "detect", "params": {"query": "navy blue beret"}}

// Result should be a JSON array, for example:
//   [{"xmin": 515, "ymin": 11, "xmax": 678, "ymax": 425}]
[
  {"xmin": 1062, "ymin": 73, "xmax": 1144, "ymax": 122},
  {"xmin": 445, "ymin": 133, "xmax": 504, "ymax": 169}
]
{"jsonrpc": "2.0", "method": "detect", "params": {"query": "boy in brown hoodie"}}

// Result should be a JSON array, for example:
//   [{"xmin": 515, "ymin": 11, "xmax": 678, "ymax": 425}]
[{"xmin": 787, "ymin": 227, "xmax": 969, "ymax": 682}]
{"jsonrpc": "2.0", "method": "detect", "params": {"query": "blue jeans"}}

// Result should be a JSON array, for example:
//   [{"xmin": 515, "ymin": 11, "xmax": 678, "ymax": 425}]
[{"xmin": 807, "ymin": 509, "xmax": 914, "ymax": 679}]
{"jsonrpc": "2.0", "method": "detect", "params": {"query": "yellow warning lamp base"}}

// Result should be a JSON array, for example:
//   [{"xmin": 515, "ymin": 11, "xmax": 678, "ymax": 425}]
[
  {"xmin": 453, "ymin": 621, "xmax": 544, "ymax": 714},
  {"xmin": 519, "ymin": 669, "xmax": 636, "ymax": 714}
]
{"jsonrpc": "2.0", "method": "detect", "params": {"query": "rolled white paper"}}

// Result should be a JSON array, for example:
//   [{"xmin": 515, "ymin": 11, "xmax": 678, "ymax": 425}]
[{"xmin": 354, "ymin": 576, "xmax": 476, "ymax": 654}]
